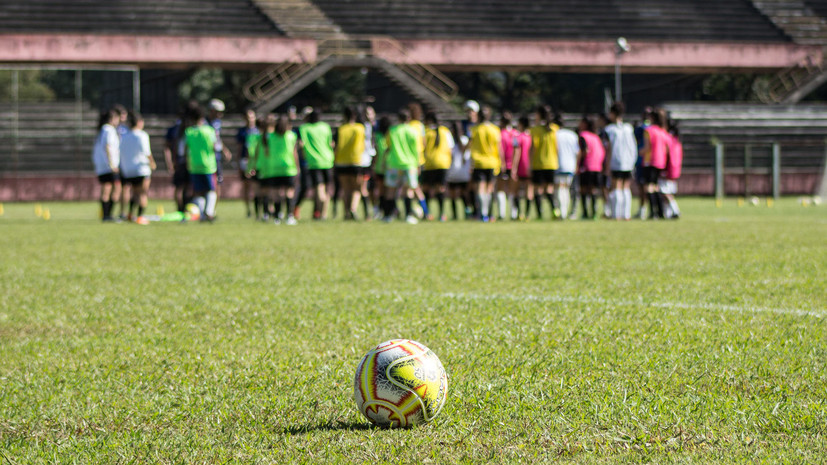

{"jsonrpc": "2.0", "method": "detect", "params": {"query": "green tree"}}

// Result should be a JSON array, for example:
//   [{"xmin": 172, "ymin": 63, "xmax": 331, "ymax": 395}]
[{"xmin": 0, "ymin": 70, "xmax": 56, "ymax": 102}]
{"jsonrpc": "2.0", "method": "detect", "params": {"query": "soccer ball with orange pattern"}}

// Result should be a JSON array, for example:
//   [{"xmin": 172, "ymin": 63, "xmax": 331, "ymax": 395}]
[{"xmin": 353, "ymin": 339, "xmax": 448, "ymax": 427}]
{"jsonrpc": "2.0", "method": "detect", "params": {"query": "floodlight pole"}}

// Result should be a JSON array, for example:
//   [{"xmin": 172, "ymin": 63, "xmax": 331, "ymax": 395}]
[{"xmin": 614, "ymin": 38, "xmax": 629, "ymax": 103}]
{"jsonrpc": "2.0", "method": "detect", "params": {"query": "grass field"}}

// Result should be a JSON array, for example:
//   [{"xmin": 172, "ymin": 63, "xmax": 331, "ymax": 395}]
[{"xmin": 1, "ymin": 198, "xmax": 825, "ymax": 464}]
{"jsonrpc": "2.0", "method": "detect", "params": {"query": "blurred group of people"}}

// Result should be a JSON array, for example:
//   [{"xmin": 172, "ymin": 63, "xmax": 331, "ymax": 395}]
[{"xmin": 92, "ymin": 97, "xmax": 683, "ymax": 224}]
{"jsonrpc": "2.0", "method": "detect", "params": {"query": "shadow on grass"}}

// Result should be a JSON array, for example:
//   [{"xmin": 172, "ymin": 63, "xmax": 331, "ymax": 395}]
[{"xmin": 281, "ymin": 420, "xmax": 378, "ymax": 435}]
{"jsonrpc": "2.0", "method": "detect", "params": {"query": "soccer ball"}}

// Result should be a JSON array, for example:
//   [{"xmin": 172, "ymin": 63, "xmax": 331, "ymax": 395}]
[
  {"xmin": 185, "ymin": 203, "xmax": 201, "ymax": 221},
  {"xmin": 354, "ymin": 339, "xmax": 448, "ymax": 428}
]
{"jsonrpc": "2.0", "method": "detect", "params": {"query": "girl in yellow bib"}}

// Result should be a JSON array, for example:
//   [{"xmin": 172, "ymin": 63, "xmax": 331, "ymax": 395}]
[
  {"xmin": 529, "ymin": 105, "xmax": 560, "ymax": 219},
  {"xmin": 470, "ymin": 105, "xmax": 501, "ymax": 222},
  {"xmin": 335, "ymin": 106, "xmax": 366, "ymax": 220},
  {"xmin": 422, "ymin": 112, "xmax": 455, "ymax": 221}
]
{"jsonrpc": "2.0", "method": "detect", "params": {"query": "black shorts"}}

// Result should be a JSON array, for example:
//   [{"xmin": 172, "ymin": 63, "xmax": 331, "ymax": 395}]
[
  {"xmin": 532, "ymin": 169, "xmax": 555, "ymax": 185},
  {"xmin": 335, "ymin": 166, "xmax": 363, "ymax": 177},
  {"xmin": 421, "ymin": 169, "xmax": 449, "ymax": 187},
  {"xmin": 309, "ymin": 168, "xmax": 333, "ymax": 186},
  {"xmin": 472, "ymin": 169, "xmax": 495, "ymax": 183},
  {"xmin": 642, "ymin": 166, "xmax": 661, "ymax": 184},
  {"xmin": 448, "ymin": 181, "xmax": 469, "ymax": 190},
  {"xmin": 98, "ymin": 173, "xmax": 117, "ymax": 184},
  {"xmin": 173, "ymin": 165, "xmax": 190, "ymax": 187},
  {"xmin": 611, "ymin": 170, "xmax": 632, "ymax": 180},
  {"xmin": 498, "ymin": 168, "xmax": 512, "ymax": 181},
  {"xmin": 579, "ymin": 171, "xmax": 602, "ymax": 189},
  {"xmin": 123, "ymin": 176, "xmax": 148, "ymax": 188},
  {"xmin": 260, "ymin": 176, "xmax": 296, "ymax": 188}
]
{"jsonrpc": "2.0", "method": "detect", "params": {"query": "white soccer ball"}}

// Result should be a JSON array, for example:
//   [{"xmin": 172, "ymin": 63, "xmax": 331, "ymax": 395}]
[
  {"xmin": 185, "ymin": 203, "xmax": 201, "ymax": 220},
  {"xmin": 813, "ymin": 196, "xmax": 822, "ymax": 206},
  {"xmin": 750, "ymin": 196, "xmax": 760, "ymax": 206},
  {"xmin": 354, "ymin": 339, "xmax": 448, "ymax": 428}
]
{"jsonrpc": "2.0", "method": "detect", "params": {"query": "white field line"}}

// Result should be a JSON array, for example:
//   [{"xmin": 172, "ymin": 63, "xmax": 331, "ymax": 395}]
[{"xmin": 372, "ymin": 290, "xmax": 826, "ymax": 319}]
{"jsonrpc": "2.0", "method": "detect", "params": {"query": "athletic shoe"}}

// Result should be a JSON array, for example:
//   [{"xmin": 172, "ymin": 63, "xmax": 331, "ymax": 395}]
[
  {"xmin": 405, "ymin": 215, "xmax": 419, "ymax": 224},
  {"xmin": 135, "ymin": 216, "xmax": 150, "ymax": 225},
  {"xmin": 382, "ymin": 216, "xmax": 394, "ymax": 223},
  {"xmin": 481, "ymin": 215, "xmax": 490, "ymax": 223},
  {"xmin": 285, "ymin": 215, "xmax": 297, "ymax": 225},
  {"xmin": 273, "ymin": 218, "xmax": 281, "ymax": 225},
  {"xmin": 439, "ymin": 215, "xmax": 447, "ymax": 222}
]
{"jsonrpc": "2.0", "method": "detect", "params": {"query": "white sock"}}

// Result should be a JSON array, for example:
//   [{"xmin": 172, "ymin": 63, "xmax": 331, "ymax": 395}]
[
  {"xmin": 205, "ymin": 191, "xmax": 217, "ymax": 217},
  {"xmin": 609, "ymin": 190, "xmax": 618, "ymax": 219},
  {"xmin": 669, "ymin": 198, "xmax": 680, "ymax": 216},
  {"xmin": 194, "ymin": 196, "xmax": 206, "ymax": 215},
  {"xmin": 623, "ymin": 188, "xmax": 632, "ymax": 220},
  {"xmin": 558, "ymin": 187, "xmax": 570, "ymax": 218},
  {"xmin": 508, "ymin": 194, "xmax": 517, "ymax": 219},
  {"xmin": 497, "ymin": 191, "xmax": 507, "ymax": 218},
  {"xmin": 604, "ymin": 196, "xmax": 611, "ymax": 218}
]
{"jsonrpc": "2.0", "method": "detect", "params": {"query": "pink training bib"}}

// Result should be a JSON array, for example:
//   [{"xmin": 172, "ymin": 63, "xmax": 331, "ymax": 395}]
[
  {"xmin": 666, "ymin": 133, "xmax": 683, "ymax": 180},
  {"xmin": 500, "ymin": 127, "xmax": 518, "ymax": 171},
  {"xmin": 646, "ymin": 125, "xmax": 669, "ymax": 170},
  {"xmin": 579, "ymin": 130, "xmax": 605, "ymax": 173},
  {"xmin": 516, "ymin": 131, "xmax": 532, "ymax": 178}
]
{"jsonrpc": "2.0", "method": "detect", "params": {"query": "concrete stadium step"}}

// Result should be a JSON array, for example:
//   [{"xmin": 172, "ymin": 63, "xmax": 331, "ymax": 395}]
[
  {"xmin": 0, "ymin": 0, "xmax": 281, "ymax": 36},
  {"xmin": 752, "ymin": 0, "xmax": 827, "ymax": 44},
  {"xmin": 252, "ymin": 0, "xmax": 345, "ymax": 39},
  {"xmin": 309, "ymin": 0, "xmax": 789, "ymax": 42}
]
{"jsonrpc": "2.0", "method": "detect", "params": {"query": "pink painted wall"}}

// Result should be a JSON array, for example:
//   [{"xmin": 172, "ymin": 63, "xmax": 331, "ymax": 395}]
[
  {"xmin": 0, "ymin": 34, "xmax": 817, "ymax": 71},
  {"xmin": 0, "ymin": 34, "xmax": 317, "ymax": 66},
  {"xmin": 373, "ymin": 38, "xmax": 822, "ymax": 72}
]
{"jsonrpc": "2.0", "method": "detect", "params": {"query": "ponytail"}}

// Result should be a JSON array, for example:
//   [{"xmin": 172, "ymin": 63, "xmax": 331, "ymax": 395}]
[
  {"xmin": 425, "ymin": 111, "xmax": 440, "ymax": 148},
  {"xmin": 536, "ymin": 105, "xmax": 553, "ymax": 132},
  {"xmin": 261, "ymin": 114, "xmax": 277, "ymax": 154}
]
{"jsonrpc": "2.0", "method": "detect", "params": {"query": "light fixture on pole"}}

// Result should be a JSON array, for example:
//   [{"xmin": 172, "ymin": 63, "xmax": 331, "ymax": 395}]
[{"xmin": 614, "ymin": 37, "xmax": 630, "ymax": 103}]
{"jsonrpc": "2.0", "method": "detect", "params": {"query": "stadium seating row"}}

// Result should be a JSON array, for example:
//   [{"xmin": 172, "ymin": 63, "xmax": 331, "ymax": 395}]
[
  {"xmin": 309, "ymin": 0, "xmax": 789, "ymax": 42},
  {"xmin": 0, "ymin": 0, "xmax": 281, "ymax": 36}
]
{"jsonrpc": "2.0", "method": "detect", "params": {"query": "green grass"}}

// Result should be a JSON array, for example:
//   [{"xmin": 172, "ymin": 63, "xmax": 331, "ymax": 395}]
[{"xmin": 1, "ymin": 198, "xmax": 825, "ymax": 464}]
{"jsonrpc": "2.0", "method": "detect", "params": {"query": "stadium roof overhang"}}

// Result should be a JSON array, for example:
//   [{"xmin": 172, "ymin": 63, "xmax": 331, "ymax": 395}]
[
  {"xmin": 0, "ymin": 34, "xmax": 819, "ymax": 73},
  {"xmin": 0, "ymin": 34, "xmax": 316, "ymax": 68}
]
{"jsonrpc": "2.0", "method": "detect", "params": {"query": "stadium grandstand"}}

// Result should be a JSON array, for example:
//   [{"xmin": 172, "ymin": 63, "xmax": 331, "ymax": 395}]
[{"xmin": 1, "ymin": 0, "xmax": 827, "ymax": 201}]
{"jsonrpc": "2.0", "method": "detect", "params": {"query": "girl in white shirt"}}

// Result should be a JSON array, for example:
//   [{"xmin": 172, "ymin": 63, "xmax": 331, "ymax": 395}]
[
  {"xmin": 119, "ymin": 111, "xmax": 156, "ymax": 224},
  {"xmin": 92, "ymin": 109, "xmax": 121, "ymax": 221}
]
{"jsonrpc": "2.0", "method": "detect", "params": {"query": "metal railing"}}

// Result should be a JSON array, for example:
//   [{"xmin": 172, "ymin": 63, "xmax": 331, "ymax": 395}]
[
  {"xmin": 757, "ymin": 51, "xmax": 826, "ymax": 104},
  {"xmin": 241, "ymin": 35, "xmax": 459, "ymax": 106}
]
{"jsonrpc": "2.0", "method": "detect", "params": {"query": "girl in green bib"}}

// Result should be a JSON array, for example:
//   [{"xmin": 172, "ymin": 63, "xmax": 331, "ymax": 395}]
[{"xmin": 250, "ymin": 114, "xmax": 299, "ymax": 225}]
